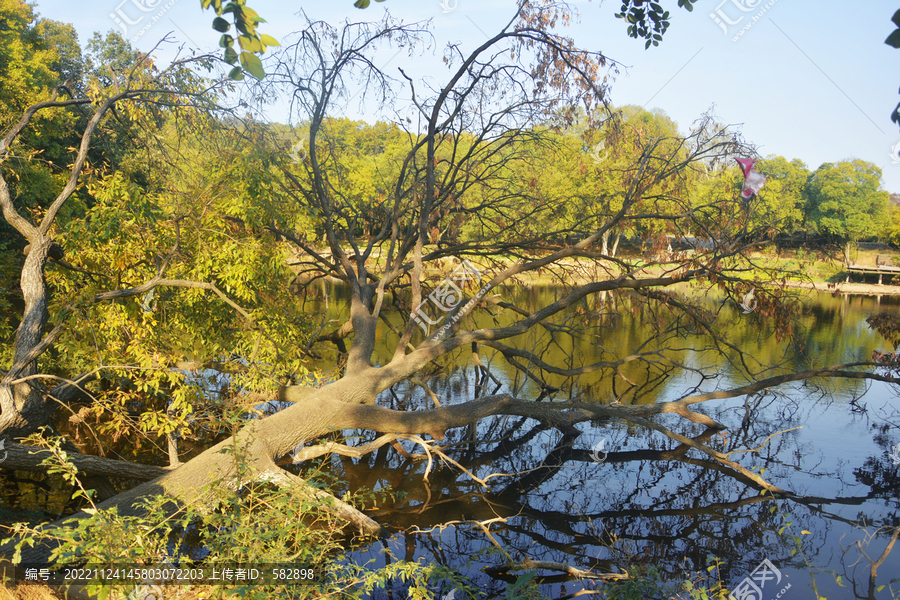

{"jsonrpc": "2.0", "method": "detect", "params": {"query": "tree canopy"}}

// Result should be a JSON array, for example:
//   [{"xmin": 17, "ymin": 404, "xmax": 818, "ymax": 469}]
[{"xmin": 805, "ymin": 159, "xmax": 890, "ymax": 258}]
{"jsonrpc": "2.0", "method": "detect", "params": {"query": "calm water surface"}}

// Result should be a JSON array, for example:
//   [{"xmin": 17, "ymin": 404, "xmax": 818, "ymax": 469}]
[{"xmin": 307, "ymin": 285, "xmax": 900, "ymax": 599}]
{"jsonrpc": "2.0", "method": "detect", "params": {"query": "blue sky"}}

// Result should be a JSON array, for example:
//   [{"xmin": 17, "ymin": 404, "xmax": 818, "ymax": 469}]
[{"xmin": 34, "ymin": 0, "xmax": 900, "ymax": 192}]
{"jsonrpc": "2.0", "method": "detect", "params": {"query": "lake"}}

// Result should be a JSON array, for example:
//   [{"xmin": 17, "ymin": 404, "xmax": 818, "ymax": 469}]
[{"xmin": 302, "ymin": 283, "xmax": 900, "ymax": 599}]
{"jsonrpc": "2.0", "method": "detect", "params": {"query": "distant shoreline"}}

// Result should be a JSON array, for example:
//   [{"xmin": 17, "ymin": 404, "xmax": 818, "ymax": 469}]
[
  {"xmin": 780, "ymin": 279, "xmax": 900, "ymax": 296},
  {"xmin": 293, "ymin": 248, "xmax": 900, "ymax": 296}
]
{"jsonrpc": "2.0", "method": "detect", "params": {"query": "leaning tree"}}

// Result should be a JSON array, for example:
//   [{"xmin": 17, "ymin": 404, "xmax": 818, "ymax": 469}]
[{"xmin": 3, "ymin": 0, "xmax": 898, "ymax": 569}]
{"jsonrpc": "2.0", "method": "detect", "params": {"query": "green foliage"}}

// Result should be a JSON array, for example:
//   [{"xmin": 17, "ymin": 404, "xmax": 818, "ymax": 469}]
[
  {"xmin": 0, "ymin": 0, "xmax": 82, "ymax": 215},
  {"xmin": 753, "ymin": 156, "xmax": 809, "ymax": 233},
  {"xmin": 0, "ymin": 0, "xmax": 76, "ymax": 128},
  {"xmin": 675, "ymin": 559, "xmax": 731, "ymax": 600},
  {"xmin": 887, "ymin": 9, "xmax": 900, "ymax": 49},
  {"xmin": 2, "ymin": 425, "xmax": 474, "ymax": 600},
  {"xmin": 614, "ymin": 0, "xmax": 697, "ymax": 48},
  {"xmin": 199, "ymin": 0, "xmax": 279, "ymax": 80},
  {"xmin": 805, "ymin": 160, "xmax": 890, "ymax": 256},
  {"xmin": 457, "ymin": 105, "xmax": 687, "ymax": 250},
  {"xmin": 599, "ymin": 566, "xmax": 671, "ymax": 600},
  {"xmin": 885, "ymin": 204, "xmax": 900, "ymax": 247},
  {"xmin": 886, "ymin": 9, "xmax": 900, "ymax": 128},
  {"xmin": 19, "ymin": 428, "xmax": 99, "ymax": 509}
]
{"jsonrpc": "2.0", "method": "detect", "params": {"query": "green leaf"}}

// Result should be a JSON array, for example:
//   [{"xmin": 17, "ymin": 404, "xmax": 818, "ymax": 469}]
[
  {"xmin": 239, "ymin": 34, "xmax": 263, "ymax": 53},
  {"xmin": 240, "ymin": 51, "xmax": 265, "ymax": 80},
  {"xmin": 212, "ymin": 17, "xmax": 230, "ymax": 33},
  {"xmin": 260, "ymin": 34, "xmax": 280, "ymax": 47},
  {"xmin": 886, "ymin": 29, "xmax": 900, "ymax": 49},
  {"xmin": 893, "ymin": 9, "xmax": 900, "ymax": 28},
  {"xmin": 228, "ymin": 66, "xmax": 245, "ymax": 80},
  {"xmin": 224, "ymin": 47, "xmax": 238, "ymax": 64},
  {"xmin": 219, "ymin": 34, "xmax": 234, "ymax": 48},
  {"xmin": 354, "ymin": 0, "xmax": 371, "ymax": 7}
]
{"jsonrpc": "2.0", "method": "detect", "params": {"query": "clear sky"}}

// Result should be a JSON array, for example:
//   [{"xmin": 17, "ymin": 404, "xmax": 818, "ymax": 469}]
[{"xmin": 33, "ymin": 0, "xmax": 900, "ymax": 192}]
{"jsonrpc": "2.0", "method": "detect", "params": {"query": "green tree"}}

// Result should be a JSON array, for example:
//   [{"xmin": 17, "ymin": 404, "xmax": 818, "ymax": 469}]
[
  {"xmin": 805, "ymin": 160, "xmax": 890, "ymax": 260},
  {"xmin": 753, "ymin": 155, "xmax": 809, "ymax": 234},
  {"xmin": 0, "ymin": 0, "xmax": 85, "ymax": 361}
]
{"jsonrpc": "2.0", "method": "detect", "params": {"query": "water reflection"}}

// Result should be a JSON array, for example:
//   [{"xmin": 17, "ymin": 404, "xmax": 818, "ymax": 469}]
[{"xmin": 303, "ymin": 285, "xmax": 900, "ymax": 598}]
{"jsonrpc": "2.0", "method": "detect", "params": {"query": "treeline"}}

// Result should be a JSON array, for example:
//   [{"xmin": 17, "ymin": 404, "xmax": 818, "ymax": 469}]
[{"xmin": 268, "ymin": 110, "xmax": 893, "ymax": 260}]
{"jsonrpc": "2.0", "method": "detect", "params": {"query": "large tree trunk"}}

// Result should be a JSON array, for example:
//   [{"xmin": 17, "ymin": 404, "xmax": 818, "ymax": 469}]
[{"xmin": 0, "ymin": 239, "xmax": 54, "ymax": 438}]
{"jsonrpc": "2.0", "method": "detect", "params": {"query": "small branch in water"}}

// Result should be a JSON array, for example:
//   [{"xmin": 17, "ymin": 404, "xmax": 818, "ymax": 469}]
[
  {"xmin": 723, "ymin": 426, "xmax": 803, "ymax": 458},
  {"xmin": 483, "ymin": 559, "xmax": 628, "ymax": 581}
]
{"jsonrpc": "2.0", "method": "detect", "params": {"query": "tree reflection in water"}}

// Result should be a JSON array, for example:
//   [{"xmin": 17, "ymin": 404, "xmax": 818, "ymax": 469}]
[{"xmin": 307, "ymin": 290, "xmax": 900, "ymax": 599}]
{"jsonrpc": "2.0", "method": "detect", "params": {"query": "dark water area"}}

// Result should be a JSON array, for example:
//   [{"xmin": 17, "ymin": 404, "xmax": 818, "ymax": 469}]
[
  {"xmin": 302, "ymin": 284, "xmax": 900, "ymax": 599},
  {"xmin": 4, "ymin": 283, "xmax": 900, "ymax": 599}
]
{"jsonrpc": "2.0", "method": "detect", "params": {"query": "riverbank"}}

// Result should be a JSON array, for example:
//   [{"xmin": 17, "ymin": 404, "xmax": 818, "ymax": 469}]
[{"xmin": 782, "ymin": 279, "xmax": 900, "ymax": 296}]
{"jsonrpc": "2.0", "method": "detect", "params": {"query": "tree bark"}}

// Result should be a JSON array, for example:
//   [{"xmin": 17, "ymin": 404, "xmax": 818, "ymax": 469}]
[
  {"xmin": 0, "ymin": 442, "xmax": 172, "ymax": 481},
  {"xmin": 0, "ymin": 239, "xmax": 54, "ymax": 438}
]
